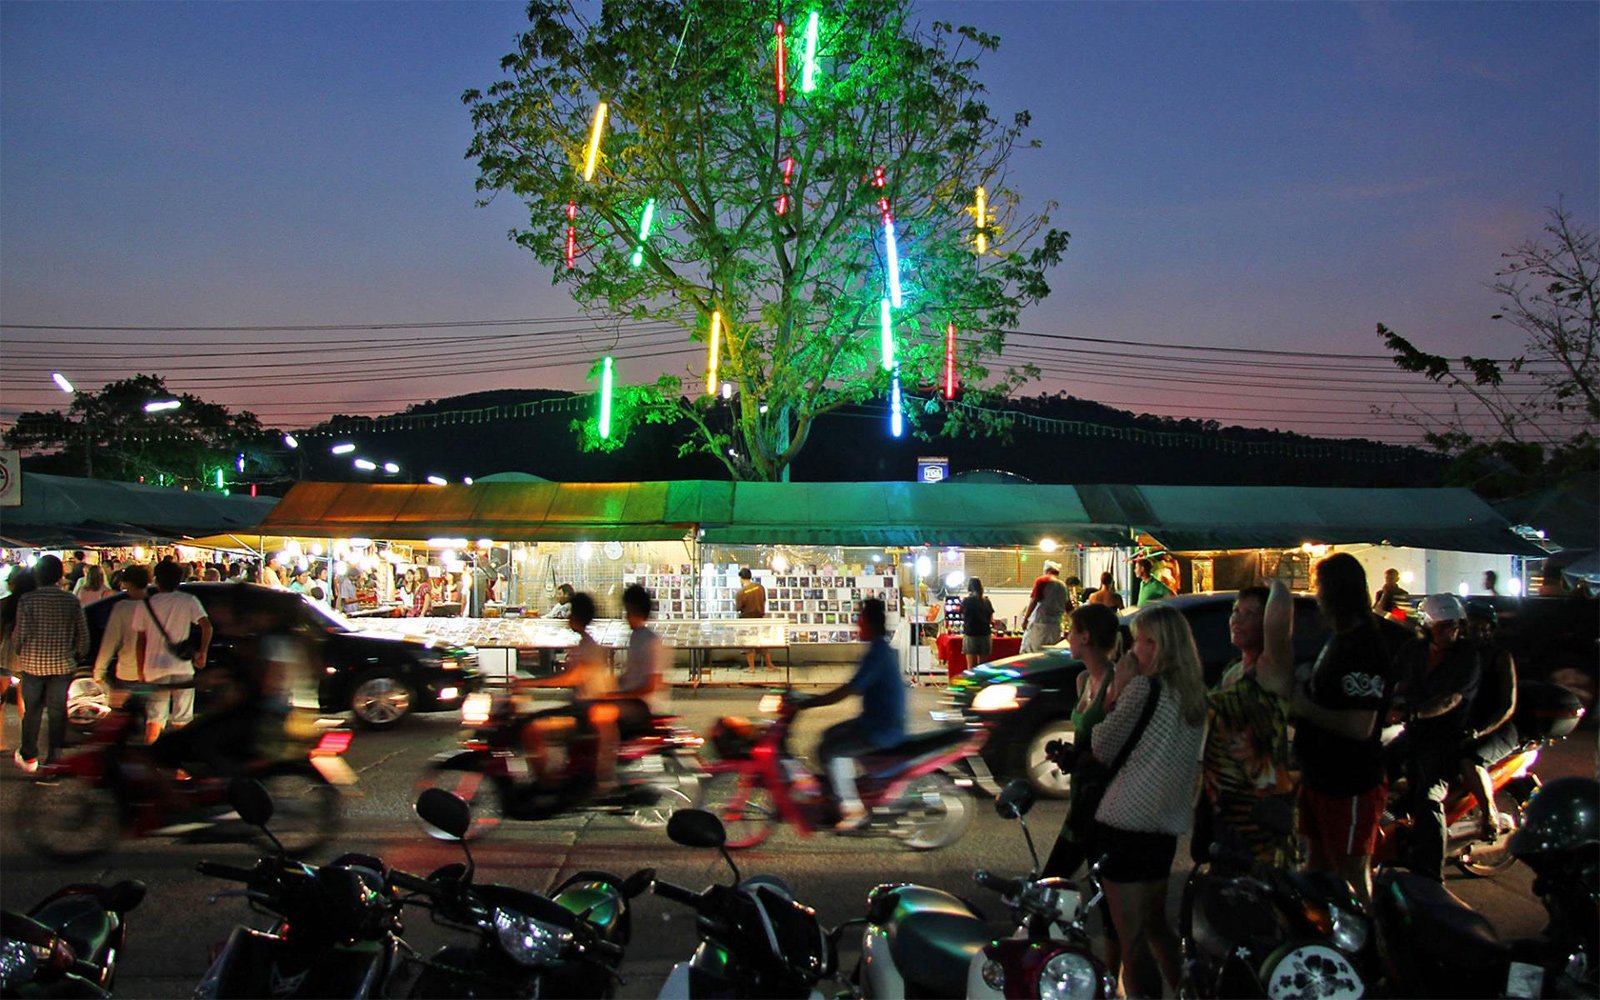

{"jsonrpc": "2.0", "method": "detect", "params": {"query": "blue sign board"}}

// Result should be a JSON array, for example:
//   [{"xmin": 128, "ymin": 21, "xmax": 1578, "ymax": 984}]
[{"xmin": 917, "ymin": 456, "xmax": 950, "ymax": 483}]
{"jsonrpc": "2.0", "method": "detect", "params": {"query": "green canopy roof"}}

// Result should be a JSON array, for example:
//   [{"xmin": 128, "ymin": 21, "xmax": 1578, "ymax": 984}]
[{"xmin": 0, "ymin": 473, "xmax": 279, "ymax": 548}]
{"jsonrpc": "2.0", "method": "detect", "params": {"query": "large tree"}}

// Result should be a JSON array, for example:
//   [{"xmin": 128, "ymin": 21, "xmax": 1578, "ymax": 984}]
[
  {"xmin": 3, "ymin": 374, "xmax": 280, "ymax": 488},
  {"xmin": 1378, "ymin": 206, "xmax": 1599, "ymax": 494},
  {"xmin": 466, "ymin": 0, "xmax": 1068, "ymax": 481}
]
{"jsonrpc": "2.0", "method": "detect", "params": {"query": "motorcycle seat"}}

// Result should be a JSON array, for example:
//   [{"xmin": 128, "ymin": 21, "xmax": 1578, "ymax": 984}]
[
  {"xmin": 29, "ymin": 893, "xmax": 117, "ymax": 965},
  {"xmin": 1380, "ymin": 870, "xmax": 1501, "ymax": 955},
  {"xmin": 875, "ymin": 885, "xmax": 994, "ymax": 997},
  {"xmin": 860, "ymin": 728, "xmax": 971, "ymax": 778}
]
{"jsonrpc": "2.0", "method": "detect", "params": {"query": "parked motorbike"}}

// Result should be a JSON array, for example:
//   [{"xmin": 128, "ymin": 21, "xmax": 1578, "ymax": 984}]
[
  {"xmin": 696, "ymin": 690, "xmax": 983, "ymax": 850},
  {"xmin": 193, "ymin": 779, "xmax": 407, "ymax": 999},
  {"xmin": 857, "ymin": 780, "xmax": 1114, "ymax": 999},
  {"xmin": 1178, "ymin": 845, "xmax": 1372, "ymax": 999},
  {"xmin": 412, "ymin": 689, "xmax": 704, "ymax": 839},
  {"xmin": 652, "ymin": 808, "xmax": 848, "ymax": 999},
  {"xmin": 1372, "ymin": 776, "xmax": 1599, "ymax": 999},
  {"xmin": 390, "ymin": 788, "xmax": 650, "ymax": 998},
  {"xmin": 1376, "ymin": 679, "xmax": 1584, "ymax": 877},
  {"xmin": 13, "ymin": 697, "xmax": 350, "ymax": 862},
  {"xmin": 0, "ymin": 880, "xmax": 145, "ymax": 998}
]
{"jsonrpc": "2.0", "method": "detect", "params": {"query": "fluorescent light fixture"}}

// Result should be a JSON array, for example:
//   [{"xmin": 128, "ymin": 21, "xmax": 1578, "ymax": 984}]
[
  {"xmin": 426, "ymin": 475, "xmax": 448, "ymax": 486},
  {"xmin": 383, "ymin": 462, "xmax": 400, "ymax": 474},
  {"xmin": 331, "ymin": 443, "xmax": 356, "ymax": 455},
  {"xmin": 353, "ymin": 458, "xmax": 377, "ymax": 471},
  {"xmin": 283, "ymin": 434, "xmax": 299, "ymax": 449},
  {"xmin": 583, "ymin": 101, "xmax": 608, "ymax": 181},
  {"xmin": 51, "ymin": 372, "xmax": 75, "ymax": 393},
  {"xmin": 463, "ymin": 477, "xmax": 474, "ymax": 486},
  {"xmin": 143, "ymin": 399, "xmax": 181, "ymax": 413}
]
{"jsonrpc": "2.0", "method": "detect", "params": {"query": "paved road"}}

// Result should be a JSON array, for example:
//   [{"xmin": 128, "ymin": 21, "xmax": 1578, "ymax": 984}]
[{"xmin": 1, "ymin": 686, "xmax": 1591, "ymax": 998}]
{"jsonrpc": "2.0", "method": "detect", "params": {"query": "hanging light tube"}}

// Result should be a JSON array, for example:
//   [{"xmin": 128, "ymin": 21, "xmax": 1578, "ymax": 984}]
[
  {"xmin": 630, "ymin": 198, "xmax": 656, "ymax": 268},
  {"xmin": 883, "ymin": 212, "xmax": 902, "ymax": 307},
  {"xmin": 776, "ymin": 157, "xmax": 794, "ymax": 215},
  {"xmin": 706, "ymin": 310, "xmax": 722, "ymax": 393},
  {"xmin": 974, "ymin": 186, "xmax": 987, "ymax": 254},
  {"xmin": 944, "ymin": 323, "xmax": 957, "ymax": 399},
  {"xmin": 565, "ymin": 201, "xmax": 577, "ymax": 269},
  {"xmin": 582, "ymin": 101, "xmax": 608, "ymax": 181},
  {"xmin": 890, "ymin": 367, "xmax": 903, "ymax": 438},
  {"xmin": 775, "ymin": 22, "xmax": 787, "ymax": 104},
  {"xmin": 879, "ymin": 298, "xmax": 894, "ymax": 369},
  {"xmin": 800, "ymin": 11, "xmax": 820, "ymax": 93},
  {"xmin": 599, "ymin": 356, "xmax": 614, "ymax": 439}
]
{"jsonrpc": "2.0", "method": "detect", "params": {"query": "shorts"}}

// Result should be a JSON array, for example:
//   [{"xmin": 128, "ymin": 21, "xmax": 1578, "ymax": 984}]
[
  {"xmin": 1093, "ymin": 822, "xmax": 1179, "ymax": 883},
  {"xmin": 145, "ymin": 685, "xmax": 196, "ymax": 726},
  {"xmin": 962, "ymin": 635, "xmax": 993, "ymax": 656},
  {"xmin": 1298, "ymin": 782, "xmax": 1386, "ymax": 866},
  {"xmin": 1464, "ymin": 724, "xmax": 1521, "ymax": 766}
]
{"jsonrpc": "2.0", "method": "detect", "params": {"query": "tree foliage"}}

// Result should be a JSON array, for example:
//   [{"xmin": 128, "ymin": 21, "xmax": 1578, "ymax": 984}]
[
  {"xmin": 2, "ymin": 374, "xmax": 280, "ymax": 487},
  {"xmin": 465, "ymin": 0, "xmax": 1068, "ymax": 480},
  {"xmin": 1377, "ymin": 206, "xmax": 1598, "ymax": 493}
]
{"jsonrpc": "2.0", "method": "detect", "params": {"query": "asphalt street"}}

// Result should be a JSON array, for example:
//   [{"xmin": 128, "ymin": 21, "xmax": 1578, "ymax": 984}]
[{"xmin": 0, "ymin": 683, "xmax": 1591, "ymax": 998}]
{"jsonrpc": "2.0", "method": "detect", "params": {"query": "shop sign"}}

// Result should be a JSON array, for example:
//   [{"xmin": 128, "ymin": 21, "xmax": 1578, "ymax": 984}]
[
  {"xmin": 916, "ymin": 456, "xmax": 949, "ymax": 484},
  {"xmin": 0, "ymin": 450, "xmax": 18, "ymax": 507}
]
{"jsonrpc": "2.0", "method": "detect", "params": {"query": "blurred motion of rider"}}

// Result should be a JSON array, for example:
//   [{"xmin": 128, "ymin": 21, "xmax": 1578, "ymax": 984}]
[
  {"xmin": 1388, "ymin": 593, "xmax": 1482, "ymax": 880},
  {"xmin": 517, "ymin": 592, "xmax": 618, "ymax": 793},
  {"xmin": 612, "ymin": 583, "xmax": 667, "ymax": 739},
  {"xmin": 150, "ymin": 632, "xmax": 303, "ymax": 777},
  {"xmin": 796, "ymin": 598, "xmax": 904, "ymax": 830},
  {"xmin": 1461, "ymin": 600, "xmax": 1518, "ymax": 840}
]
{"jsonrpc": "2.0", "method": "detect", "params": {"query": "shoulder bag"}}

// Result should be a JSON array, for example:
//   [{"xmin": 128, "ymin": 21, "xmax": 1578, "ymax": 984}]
[
  {"xmin": 1065, "ymin": 676, "xmax": 1162, "ymax": 844},
  {"xmin": 142, "ymin": 596, "xmax": 200, "ymax": 663}
]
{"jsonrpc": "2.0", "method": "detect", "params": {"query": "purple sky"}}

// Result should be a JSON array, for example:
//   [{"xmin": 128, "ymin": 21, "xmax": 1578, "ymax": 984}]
[{"xmin": 2, "ymin": 1, "xmax": 1596, "ymax": 444}]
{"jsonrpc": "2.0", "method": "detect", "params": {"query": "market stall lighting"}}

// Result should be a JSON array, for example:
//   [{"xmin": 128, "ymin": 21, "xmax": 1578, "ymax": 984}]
[
  {"xmin": 51, "ymin": 372, "xmax": 75, "ymax": 393},
  {"xmin": 1507, "ymin": 578, "xmax": 1523, "ymax": 597},
  {"xmin": 582, "ymin": 101, "xmax": 608, "ymax": 181},
  {"xmin": 706, "ymin": 310, "xmax": 722, "ymax": 392},
  {"xmin": 944, "ymin": 323, "xmax": 957, "ymax": 399},
  {"xmin": 463, "ymin": 477, "xmax": 474, "ymax": 486},
  {"xmin": 879, "ymin": 299, "xmax": 894, "ymax": 369},
  {"xmin": 476, "ymin": 539, "xmax": 493, "ymax": 549},
  {"xmin": 629, "ymin": 198, "xmax": 656, "ymax": 268},
  {"xmin": 283, "ymin": 433, "xmax": 299, "ymax": 449},
  {"xmin": 771, "ymin": 554, "xmax": 790, "ymax": 573},
  {"xmin": 774, "ymin": 21, "xmax": 787, "ymax": 104},
  {"xmin": 353, "ymin": 458, "xmax": 377, "ymax": 471},
  {"xmin": 427, "ymin": 537, "xmax": 469, "ymax": 548},
  {"xmin": 144, "ymin": 399, "xmax": 181, "ymax": 413},
  {"xmin": 426, "ymin": 475, "xmax": 448, "ymax": 486},
  {"xmin": 598, "ymin": 356, "xmax": 614, "ymax": 439},
  {"xmin": 915, "ymin": 554, "xmax": 932, "ymax": 577},
  {"xmin": 331, "ymin": 443, "xmax": 356, "ymax": 455},
  {"xmin": 383, "ymin": 462, "xmax": 400, "ymax": 474},
  {"xmin": 1400, "ymin": 570, "xmax": 1415, "ymax": 585},
  {"xmin": 945, "ymin": 570, "xmax": 966, "ymax": 588},
  {"xmin": 800, "ymin": 11, "xmax": 820, "ymax": 93},
  {"xmin": 973, "ymin": 186, "xmax": 987, "ymax": 254},
  {"xmin": 890, "ymin": 367, "xmax": 903, "ymax": 438},
  {"xmin": 1039, "ymin": 537, "xmax": 1059, "ymax": 553},
  {"xmin": 577, "ymin": 542, "xmax": 594, "ymax": 560}
]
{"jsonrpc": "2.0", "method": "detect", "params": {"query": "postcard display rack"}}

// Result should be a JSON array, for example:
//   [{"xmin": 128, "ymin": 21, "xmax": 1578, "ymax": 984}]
[{"xmin": 623, "ymin": 565, "xmax": 900, "ymax": 644}]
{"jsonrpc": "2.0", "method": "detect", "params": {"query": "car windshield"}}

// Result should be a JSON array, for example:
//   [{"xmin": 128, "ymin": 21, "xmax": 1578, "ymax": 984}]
[{"xmin": 301, "ymin": 597, "xmax": 354, "ymax": 634}]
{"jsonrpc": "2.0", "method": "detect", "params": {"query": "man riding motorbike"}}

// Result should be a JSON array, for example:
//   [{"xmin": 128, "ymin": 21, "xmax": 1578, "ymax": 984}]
[
  {"xmin": 1387, "ymin": 593, "xmax": 1482, "ymax": 880},
  {"xmin": 516, "ymin": 592, "xmax": 619, "ymax": 793},
  {"xmin": 792, "ymin": 598, "xmax": 904, "ymax": 830},
  {"xmin": 1460, "ymin": 600, "xmax": 1518, "ymax": 841}
]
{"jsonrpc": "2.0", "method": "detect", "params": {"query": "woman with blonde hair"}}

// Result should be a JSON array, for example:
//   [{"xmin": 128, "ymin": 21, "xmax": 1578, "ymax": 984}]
[
  {"xmin": 75, "ymin": 564, "xmax": 115, "ymax": 605},
  {"xmin": 1092, "ymin": 601, "xmax": 1207, "ymax": 998}
]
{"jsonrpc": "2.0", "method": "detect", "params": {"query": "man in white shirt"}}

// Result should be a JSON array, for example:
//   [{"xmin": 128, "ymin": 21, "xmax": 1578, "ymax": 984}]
[
  {"xmin": 92, "ymin": 564, "xmax": 151, "ymax": 708},
  {"xmin": 134, "ymin": 561, "xmax": 211, "ymax": 744}
]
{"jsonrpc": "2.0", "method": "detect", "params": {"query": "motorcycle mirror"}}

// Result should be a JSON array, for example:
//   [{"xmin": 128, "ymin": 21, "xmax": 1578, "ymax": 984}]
[
  {"xmin": 228, "ymin": 778, "xmax": 275, "ymax": 829},
  {"xmin": 996, "ymin": 779, "xmax": 1036, "ymax": 820},
  {"xmin": 621, "ymin": 868, "xmax": 657, "ymax": 899},
  {"xmin": 103, "ymin": 880, "xmax": 147, "ymax": 915},
  {"xmin": 666, "ymin": 809, "xmax": 727, "ymax": 849},
  {"xmin": 415, "ymin": 788, "xmax": 473, "ymax": 841}
]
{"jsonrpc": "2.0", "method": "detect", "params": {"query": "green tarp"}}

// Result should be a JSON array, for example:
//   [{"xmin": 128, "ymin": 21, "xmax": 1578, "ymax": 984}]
[{"xmin": 0, "ymin": 473, "xmax": 279, "ymax": 548}]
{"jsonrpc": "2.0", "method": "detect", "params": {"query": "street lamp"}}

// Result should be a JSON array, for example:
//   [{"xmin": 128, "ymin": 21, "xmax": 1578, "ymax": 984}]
[
  {"xmin": 283, "ymin": 434, "xmax": 299, "ymax": 449},
  {"xmin": 426, "ymin": 475, "xmax": 448, "ymax": 486},
  {"xmin": 49, "ymin": 373, "xmax": 91, "ymax": 476},
  {"xmin": 51, "ymin": 372, "xmax": 75, "ymax": 394},
  {"xmin": 143, "ymin": 399, "xmax": 182, "ymax": 413},
  {"xmin": 331, "ymin": 443, "xmax": 356, "ymax": 455},
  {"xmin": 353, "ymin": 458, "xmax": 377, "ymax": 471},
  {"xmin": 382, "ymin": 462, "xmax": 400, "ymax": 474}
]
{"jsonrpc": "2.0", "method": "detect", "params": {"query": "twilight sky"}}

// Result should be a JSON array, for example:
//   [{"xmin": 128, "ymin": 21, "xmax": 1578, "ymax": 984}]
[{"xmin": 2, "ymin": 1, "xmax": 1596, "ymax": 444}]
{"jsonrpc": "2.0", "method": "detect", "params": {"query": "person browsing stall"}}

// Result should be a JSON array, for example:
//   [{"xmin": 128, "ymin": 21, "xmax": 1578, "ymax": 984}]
[
  {"xmin": 959, "ymin": 578, "xmax": 995, "ymax": 667},
  {"xmin": 797, "ymin": 598, "xmax": 905, "ymax": 830},
  {"xmin": 1020, "ymin": 562, "xmax": 1069, "ymax": 652}
]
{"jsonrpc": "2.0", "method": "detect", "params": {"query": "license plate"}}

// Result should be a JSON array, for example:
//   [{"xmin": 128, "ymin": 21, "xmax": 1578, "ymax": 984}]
[{"xmin": 1505, "ymin": 961, "xmax": 1543, "ymax": 999}]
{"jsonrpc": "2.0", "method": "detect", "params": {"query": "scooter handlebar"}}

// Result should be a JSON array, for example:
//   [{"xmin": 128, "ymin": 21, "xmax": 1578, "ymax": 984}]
[
  {"xmin": 389, "ymin": 870, "xmax": 438, "ymax": 897},
  {"xmin": 973, "ymin": 870, "xmax": 1026, "ymax": 898},
  {"xmin": 652, "ymin": 879, "xmax": 702, "ymax": 909},
  {"xmin": 196, "ymin": 861, "xmax": 258, "ymax": 884}
]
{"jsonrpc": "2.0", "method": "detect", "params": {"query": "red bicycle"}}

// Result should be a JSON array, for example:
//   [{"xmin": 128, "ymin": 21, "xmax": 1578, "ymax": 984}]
[{"xmin": 697, "ymin": 690, "xmax": 985, "ymax": 850}]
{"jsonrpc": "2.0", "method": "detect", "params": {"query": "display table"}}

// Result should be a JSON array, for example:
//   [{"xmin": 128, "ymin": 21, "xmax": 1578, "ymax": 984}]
[{"xmin": 935, "ymin": 632, "xmax": 1024, "ymax": 679}]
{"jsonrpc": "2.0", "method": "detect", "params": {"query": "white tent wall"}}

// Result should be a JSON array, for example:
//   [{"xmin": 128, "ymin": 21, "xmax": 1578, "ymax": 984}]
[{"xmin": 1332, "ymin": 545, "xmax": 1517, "ymax": 601}]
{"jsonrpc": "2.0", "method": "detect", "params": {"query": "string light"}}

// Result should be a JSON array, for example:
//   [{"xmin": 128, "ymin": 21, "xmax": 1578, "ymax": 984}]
[
  {"xmin": 598, "ymin": 355, "xmax": 614, "ymax": 439},
  {"xmin": 630, "ymin": 198, "xmax": 656, "ymax": 268},
  {"xmin": 974, "ymin": 186, "xmax": 987, "ymax": 254},
  {"xmin": 874, "ymin": 167, "xmax": 901, "ymax": 307},
  {"xmin": 582, "ymin": 101, "xmax": 608, "ymax": 182},
  {"xmin": 890, "ymin": 367, "xmax": 903, "ymax": 438},
  {"xmin": 565, "ymin": 201, "xmax": 577, "ymax": 269},
  {"xmin": 776, "ymin": 156, "xmax": 795, "ymax": 215},
  {"xmin": 944, "ymin": 322, "xmax": 957, "ymax": 399},
  {"xmin": 775, "ymin": 22, "xmax": 787, "ymax": 104},
  {"xmin": 706, "ymin": 310, "xmax": 722, "ymax": 392},
  {"xmin": 800, "ymin": 11, "xmax": 820, "ymax": 93},
  {"xmin": 880, "ymin": 298, "xmax": 894, "ymax": 369}
]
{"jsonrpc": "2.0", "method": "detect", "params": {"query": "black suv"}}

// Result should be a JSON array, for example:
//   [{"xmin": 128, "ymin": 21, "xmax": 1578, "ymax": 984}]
[
  {"xmin": 86, "ymin": 583, "xmax": 481, "ymax": 729},
  {"xmin": 947, "ymin": 592, "xmax": 1382, "ymax": 797}
]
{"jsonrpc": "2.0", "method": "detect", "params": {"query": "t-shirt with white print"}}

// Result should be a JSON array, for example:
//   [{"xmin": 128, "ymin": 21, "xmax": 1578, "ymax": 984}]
[{"xmin": 133, "ymin": 591, "xmax": 208, "ymax": 683}]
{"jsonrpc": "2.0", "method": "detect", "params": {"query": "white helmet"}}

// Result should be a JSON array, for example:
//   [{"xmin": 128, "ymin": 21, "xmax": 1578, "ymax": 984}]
[{"xmin": 1418, "ymin": 593, "xmax": 1467, "ymax": 626}]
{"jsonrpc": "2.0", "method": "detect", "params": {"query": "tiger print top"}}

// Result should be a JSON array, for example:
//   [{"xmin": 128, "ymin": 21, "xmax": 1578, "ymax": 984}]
[{"xmin": 1202, "ymin": 662, "xmax": 1300, "ymax": 866}]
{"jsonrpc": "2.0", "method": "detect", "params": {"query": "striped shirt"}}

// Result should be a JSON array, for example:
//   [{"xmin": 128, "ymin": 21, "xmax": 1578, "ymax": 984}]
[{"xmin": 12, "ymin": 587, "xmax": 89, "ymax": 676}]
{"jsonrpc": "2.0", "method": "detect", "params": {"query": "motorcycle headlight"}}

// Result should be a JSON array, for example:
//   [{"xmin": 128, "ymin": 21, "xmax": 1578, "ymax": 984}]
[
  {"xmin": 492, "ymin": 907, "xmax": 573, "ymax": 967},
  {"xmin": 971, "ymin": 684, "xmax": 1021, "ymax": 712},
  {"xmin": 1038, "ymin": 949, "xmax": 1099, "ymax": 1000},
  {"xmin": 0, "ymin": 938, "xmax": 37, "ymax": 989},
  {"xmin": 461, "ymin": 691, "xmax": 494, "ymax": 728},
  {"xmin": 1329, "ymin": 903, "xmax": 1368, "ymax": 954}
]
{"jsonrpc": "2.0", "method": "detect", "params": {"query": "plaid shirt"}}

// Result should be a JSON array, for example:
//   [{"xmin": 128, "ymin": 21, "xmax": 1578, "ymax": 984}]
[{"xmin": 12, "ymin": 586, "xmax": 89, "ymax": 676}]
